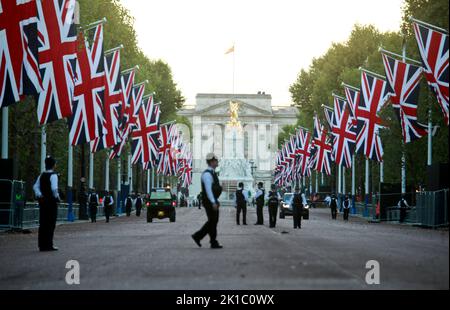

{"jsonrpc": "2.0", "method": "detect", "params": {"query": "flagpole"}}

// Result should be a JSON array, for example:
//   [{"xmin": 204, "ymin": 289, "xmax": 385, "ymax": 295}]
[
  {"xmin": 105, "ymin": 152, "xmax": 110, "ymax": 191},
  {"xmin": 342, "ymin": 167, "xmax": 346, "ymax": 194},
  {"xmin": 89, "ymin": 153, "xmax": 94, "ymax": 189},
  {"xmin": 147, "ymin": 168, "xmax": 150, "ymax": 193},
  {"xmin": 365, "ymin": 158, "xmax": 370, "ymax": 217},
  {"xmin": 40, "ymin": 125, "xmax": 46, "ymax": 172},
  {"xmin": 128, "ymin": 153, "xmax": 132, "ymax": 192},
  {"xmin": 427, "ymin": 105, "xmax": 432, "ymax": 166},
  {"xmin": 315, "ymin": 171, "xmax": 318, "ymax": 194},
  {"xmin": 233, "ymin": 43, "xmax": 235, "ymax": 95},
  {"xmin": 1, "ymin": 107, "xmax": 8, "ymax": 159},
  {"xmin": 117, "ymin": 158, "xmax": 122, "ymax": 214},
  {"xmin": 401, "ymin": 38, "xmax": 407, "ymax": 194},
  {"xmin": 338, "ymin": 164, "xmax": 342, "ymax": 195},
  {"xmin": 380, "ymin": 161, "xmax": 384, "ymax": 183},
  {"xmin": 67, "ymin": 141, "xmax": 74, "ymax": 221},
  {"xmin": 351, "ymin": 154, "xmax": 356, "ymax": 214}
]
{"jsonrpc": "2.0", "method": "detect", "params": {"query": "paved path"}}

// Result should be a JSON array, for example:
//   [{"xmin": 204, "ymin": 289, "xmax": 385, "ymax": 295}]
[{"xmin": 0, "ymin": 206, "xmax": 448, "ymax": 289}]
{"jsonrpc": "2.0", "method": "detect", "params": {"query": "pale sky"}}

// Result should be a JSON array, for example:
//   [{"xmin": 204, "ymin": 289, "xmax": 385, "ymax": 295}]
[{"xmin": 120, "ymin": 0, "xmax": 404, "ymax": 106}]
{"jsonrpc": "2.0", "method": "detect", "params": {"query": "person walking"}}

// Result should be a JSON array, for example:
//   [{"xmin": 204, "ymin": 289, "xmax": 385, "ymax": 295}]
[
  {"xmin": 235, "ymin": 182, "xmax": 248, "ymax": 225},
  {"xmin": 33, "ymin": 156, "xmax": 60, "ymax": 251},
  {"xmin": 125, "ymin": 194, "xmax": 133, "ymax": 216},
  {"xmin": 330, "ymin": 193, "xmax": 338, "ymax": 220},
  {"xmin": 267, "ymin": 184, "xmax": 281, "ymax": 228},
  {"xmin": 192, "ymin": 153, "xmax": 223, "ymax": 249},
  {"xmin": 102, "ymin": 191, "xmax": 114, "ymax": 223},
  {"xmin": 343, "ymin": 194, "xmax": 350, "ymax": 221},
  {"xmin": 88, "ymin": 188, "xmax": 99, "ymax": 223},
  {"xmin": 290, "ymin": 186, "xmax": 305, "ymax": 229},
  {"xmin": 135, "ymin": 193, "xmax": 143, "ymax": 217},
  {"xmin": 397, "ymin": 195, "xmax": 410, "ymax": 223}
]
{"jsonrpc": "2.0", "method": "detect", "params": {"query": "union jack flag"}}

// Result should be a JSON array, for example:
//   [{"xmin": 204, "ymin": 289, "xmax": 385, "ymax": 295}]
[
  {"xmin": 131, "ymin": 95, "xmax": 160, "ymax": 165},
  {"xmin": 412, "ymin": 20, "xmax": 449, "ymax": 125},
  {"xmin": 90, "ymin": 49, "xmax": 122, "ymax": 152},
  {"xmin": 68, "ymin": 24, "xmax": 106, "ymax": 145},
  {"xmin": 157, "ymin": 123, "xmax": 176, "ymax": 176},
  {"xmin": 382, "ymin": 53, "xmax": 428, "ymax": 143},
  {"xmin": 331, "ymin": 95, "xmax": 356, "ymax": 168},
  {"xmin": 355, "ymin": 71, "xmax": 389, "ymax": 162},
  {"xmin": 343, "ymin": 83, "xmax": 360, "ymax": 128},
  {"xmin": 36, "ymin": 0, "xmax": 77, "ymax": 124},
  {"xmin": 323, "ymin": 105, "xmax": 334, "ymax": 130},
  {"xmin": 312, "ymin": 115, "xmax": 332, "ymax": 175},
  {"xmin": 109, "ymin": 80, "xmax": 143, "ymax": 159},
  {"xmin": 295, "ymin": 128, "xmax": 312, "ymax": 177},
  {"xmin": 1, "ymin": 0, "xmax": 42, "ymax": 107}
]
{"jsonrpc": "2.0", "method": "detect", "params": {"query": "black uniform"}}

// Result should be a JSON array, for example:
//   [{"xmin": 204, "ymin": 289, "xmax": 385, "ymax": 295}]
[
  {"xmin": 255, "ymin": 189, "xmax": 265, "ymax": 225},
  {"xmin": 398, "ymin": 198, "xmax": 409, "ymax": 223},
  {"xmin": 343, "ymin": 198, "xmax": 350, "ymax": 221},
  {"xmin": 35, "ymin": 172, "xmax": 59, "ymax": 250},
  {"xmin": 88, "ymin": 192, "xmax": 99, "ymax": 223},
  {"xmin": 330, "ymin": 196, "xmax": 338, "ymax": 220},
  {"xmin": 192, "ymin": 169, "xmax": 222, "ymax": 246},
  {"xmin": 292, "ymin": 192, "xmax": 304, "ymax": 229},
  {"xmin": 235, "ymin": 188, "xmax": 247, "ymax": 225},
  {"xmin": 104, "ymin": 195, "xmax": 113, "ymax": 223},
  {"xmin": 125, "ymin": 196, "xmax": 133, "ymax": 216},
  {"xmin": 135, "ymin": 196, "xmax": 143, "ymax": 216},
  {"xmin": 267, "ymin": 191, "xmax": 279, "ymax": 228}
]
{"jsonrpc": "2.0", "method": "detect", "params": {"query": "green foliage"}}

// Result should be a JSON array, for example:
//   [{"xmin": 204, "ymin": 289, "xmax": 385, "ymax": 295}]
[{"xmin": 289, "ymin": 1, "xmax": 448, "ymax": 190}]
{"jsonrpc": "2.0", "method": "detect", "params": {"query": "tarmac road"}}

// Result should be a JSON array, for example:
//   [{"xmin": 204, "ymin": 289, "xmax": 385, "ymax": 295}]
[{"xmin": 0, "ymin": 206, "xmax": 448, "ymax": 289}]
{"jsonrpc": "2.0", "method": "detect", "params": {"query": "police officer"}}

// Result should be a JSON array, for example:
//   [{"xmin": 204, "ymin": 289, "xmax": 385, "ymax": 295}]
[
  {"xmin": 343, "ymin": 194, "xmax": 350, "ymax": 221},
  {"xmin": 290, "ymin": 186, "xmax": 305, "ymax": 229},
  {"xmin": 135, "ymin": 192, "xmax": 143, "ymax": 217},
  {"xmin": 254, "ymin": 182, "xmax": 265, "ymax": 225},
  {"xmin": 192, "ymin": 153, "xmax": 223, "ymax": 249},
  {"xmin": 88, "ymin": 188, "xmax": 99, "ymax": 223},
  {"xmin": 235, "ymin": 182, "xmax": 248, "ymax": 225},
  {"xmin": 330, "ymin": 193, "xmax": 338, "ymax": 220},
  {"xmin": 102, "ymin": 191, "xmax": 114, "ymax": 223},
  {"xmin": 33, "ymin": 156, "xmax": 60, "ymax": 251},
  {"xmin": 267, "ymin": 184, "xmax": 281, "ymax": 228},
  {"xmin": 125, "ymin": 194, "xmax": 133, "ymax": 216}
]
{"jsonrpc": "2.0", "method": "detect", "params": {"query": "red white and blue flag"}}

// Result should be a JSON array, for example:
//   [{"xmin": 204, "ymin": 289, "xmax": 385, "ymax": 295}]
[
  {"xmin": 157, "ymin": 123, "xmax": 176, "ymax": 176},
  {"xmin": 355, "ymin": 71, "xmax": 389, "ymax": 162},
  {"xmin": 382, "ymin": 53, "xmax": 428, "ymax": 143},
  {"xmin": 295, "ymin": 128, "xmax": 312, "ymax": 177},
  {"xmin": 331, "ymin": 95, "xmax": 356, "ymax": 168},
  {"xmin": 343, "ymin": 83, "xmax": 360, "ymax": 128},
  {"xmin": 412, "ymin": 20, "xmax": 449, "ymax": 125},
  {"xmin": 312, "ymin": 115, "xmax": 332, "ymax": 175},
  {"xmin": 68, "ymin": 24, "xmax": 106, "ymax": 145},
  {"xmin": 1, "ymin": 0, "xmax": 42, "ymax": 107},
  {"xmin": 36, "ymin": 0, "xmax": 77, "ymax": 124},
  {"xmin": 90, "ymin": 49, "xmax": 122, "ymax": 152},
  {"xmin": 131, "ymin": 95, "xmax": 160, "ymax": 165}
]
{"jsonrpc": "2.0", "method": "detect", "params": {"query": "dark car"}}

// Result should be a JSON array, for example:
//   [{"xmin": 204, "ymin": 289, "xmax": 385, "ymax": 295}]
[
  {"xmin": 279, "ymin": 193, "xmax": 309, "ymax": 220},
  {"xmin": 147, "ymin": 188, "xmax": 176, "ymax": 222}
]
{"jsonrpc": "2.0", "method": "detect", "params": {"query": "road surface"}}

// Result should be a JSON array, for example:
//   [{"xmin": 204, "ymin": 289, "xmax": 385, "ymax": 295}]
[{"xmin": 0, "ymin": 206, "xmax": 448, "ymax": 289}]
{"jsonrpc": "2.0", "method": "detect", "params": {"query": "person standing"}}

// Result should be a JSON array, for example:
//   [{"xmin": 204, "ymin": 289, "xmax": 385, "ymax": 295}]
[
  {"xmin": 88, "ymin": 188, "xmax": 99, "ymax": 223},
  {"xmin": 192, "ymin": 153, "xmax": 223, "ymax": 249},
  {"xmin": 267, "ymin": 184, "xmax": 281, "ymax": 228},
  {"xmin": 343, "ymin": 194, "xmax": 350, "ymax": 221},
  {"xmin": 330, "ymin": 193, "xmax": 338, "ymax": 220},
  {"xmin": 235, "ymin": 182, "xmax": 248, "ymax": 225},
  {"xmin": 33, "ymin": 156, "xmax": 60, "ymax": 251},
  {"xmin": 397, "ymin": 195, "xmax": 410, "ymax": 223},
  {"xmin": 290, "ymin": 186, "xmax": 305, "ymax": 229},
  {"xmin": 135, "ymin": 193, "xmax": 143, "ymax": 217},
  {"xmin": 102, "ymin": 191, "xmax": 114, "ymax": 223},
  {"xmin": 254, "ymin": 182, "xmax": 265, "ymax": 225},
  {"xmin": 125, "ymin": 194, "xmax": 133, "ymax": 216}
]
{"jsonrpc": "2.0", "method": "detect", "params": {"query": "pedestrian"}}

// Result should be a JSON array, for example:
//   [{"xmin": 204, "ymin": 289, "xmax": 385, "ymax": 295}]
[
  {"xmin": 135, "ymin": 193, "xmax": 143, "ymax": 216},
  {"xmin": 88, "ymin": 188, "xmax": 99, "ymax": 223},
  {"xmin": 125, "ymin": 194, "xmax": 133, "ymax": 216},
  {"xmin": 235, "ymin": 182, "xmax": 248, "ymax": 225},
  {"xmin": 254, "ymin": 182, "xmax": 265, "ymax": 225},
  {"xmin": 330, "ymin": 193, "xmax": 338, "ymax": 220},
  {"xmin": 192, "ymin": 153, "xmax": 223, "ymax": 249},
  {"xmin": 397, "ymin": 195, "xmax": 410, "ymax": 223},
  {"xmin": 343, "ymin": 194, "xmax": 350, "ymax": 221},
  {"xmin": 102, "ymin": 191, "xmax": 114, "ymax": 223},
  {"xmin": 267, "ymin": 184, "xmax": 281, "ymax": 228},
  {"xmin": 33, "ymin": 156, "xmax": 60, "ymax": 251},
  {"xmin": 290, "ymin": 186, "xmax": 305, "ymax": 229}
]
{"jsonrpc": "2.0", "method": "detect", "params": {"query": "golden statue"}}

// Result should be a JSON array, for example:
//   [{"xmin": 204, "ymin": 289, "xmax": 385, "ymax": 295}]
[{"xmin": 227, "ymin": 101, "xmax": 242, "ymax": 130}]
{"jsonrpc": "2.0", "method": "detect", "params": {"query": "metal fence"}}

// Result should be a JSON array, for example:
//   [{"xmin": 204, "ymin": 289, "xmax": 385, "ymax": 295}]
[{"xmin": 351, "ymin": 189, "xmax": 449, "ymax": 228}]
